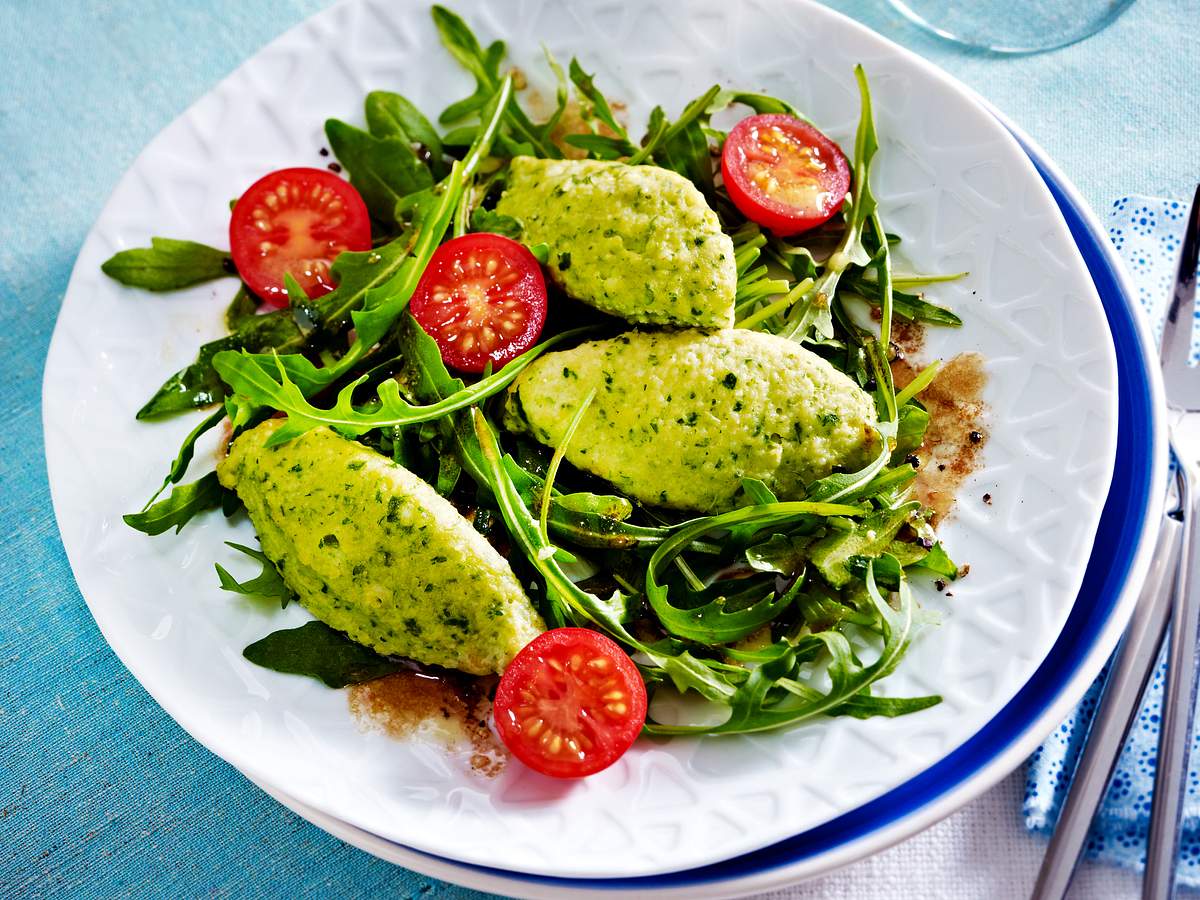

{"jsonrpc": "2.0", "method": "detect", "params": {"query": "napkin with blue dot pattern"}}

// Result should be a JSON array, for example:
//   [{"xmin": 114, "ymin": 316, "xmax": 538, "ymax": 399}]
[{"xmin": 1024, "ymin": 195, "xmax": 1200, "ymax": 880}]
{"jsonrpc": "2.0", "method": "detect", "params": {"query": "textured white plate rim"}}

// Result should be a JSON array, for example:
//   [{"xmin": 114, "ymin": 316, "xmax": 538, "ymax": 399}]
[
  {"xmin": 41, "ymin": 0, "xmax": 1128, "ymax": 880},
  {"xmin": 242, "ymin": 110, "xmax": 1169, "ymax": 899}
]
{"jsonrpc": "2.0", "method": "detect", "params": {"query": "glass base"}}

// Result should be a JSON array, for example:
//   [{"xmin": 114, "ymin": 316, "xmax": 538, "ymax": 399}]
[{"xmin": 887, "ymin": 0, "xmax": 1137, "ymax": 54}]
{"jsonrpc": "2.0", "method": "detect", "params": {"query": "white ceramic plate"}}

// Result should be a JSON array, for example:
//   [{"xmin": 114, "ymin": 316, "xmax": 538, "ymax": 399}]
[
  {"xmin": 45, "ymin": 0, "xmax": 1119, "ymax": 879},
  {"xmin": 243, "ymin": 109, "xmax": 1168, "ymax": 897}
]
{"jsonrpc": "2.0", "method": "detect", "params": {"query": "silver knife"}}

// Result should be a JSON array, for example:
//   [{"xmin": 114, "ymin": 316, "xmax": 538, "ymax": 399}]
[
  {"xmin": 1144, "ymin": 185, "xmax": 1200, "ymax": 900},
  {"xmin": 1031, "ymin": 470, "xmax": 1183, "ymax": 900}
]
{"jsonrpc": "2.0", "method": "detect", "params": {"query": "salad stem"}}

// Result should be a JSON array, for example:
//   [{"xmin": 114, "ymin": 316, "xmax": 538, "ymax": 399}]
[{"xmin": 735, "ymin": 278, "xmax": 815, "ymax": 330}]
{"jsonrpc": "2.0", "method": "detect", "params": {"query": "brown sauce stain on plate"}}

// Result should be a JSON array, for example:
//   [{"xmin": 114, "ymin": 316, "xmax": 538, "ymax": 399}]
[
  {"xmin": 890, "ymin": 324, "xmax": 989, "ymax": 523},
  {"xmin": 348, "ymin": 669, "xmax": 507, "ymax": 777}
]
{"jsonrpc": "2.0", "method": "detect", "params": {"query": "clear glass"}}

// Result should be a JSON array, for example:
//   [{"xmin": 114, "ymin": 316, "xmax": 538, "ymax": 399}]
[{"xmin": 886, "ymin": 0, "xmax": 1137, "ymax": 54}]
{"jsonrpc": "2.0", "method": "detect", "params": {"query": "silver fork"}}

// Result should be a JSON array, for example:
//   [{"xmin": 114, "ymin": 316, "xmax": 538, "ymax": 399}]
[
  {"xmin": 1144, "ymin": 183, "xmax": 1200, "ymax": 900},
  {"xmin": 1032, "ymin": 187, "xmax": 1200, "ymax": 900}
]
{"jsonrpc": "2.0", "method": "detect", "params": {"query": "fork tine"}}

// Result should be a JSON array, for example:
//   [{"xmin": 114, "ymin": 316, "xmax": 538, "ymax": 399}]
[{"xmin": 1159, "ymin": 184, "xmax": 1200, "ymax": 383}]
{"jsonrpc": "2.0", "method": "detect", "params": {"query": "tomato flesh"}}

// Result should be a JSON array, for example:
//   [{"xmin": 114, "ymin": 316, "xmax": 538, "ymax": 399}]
[
  {"xmin": 229, "ymin": 167, "xmax": 371, "ymax": 307},
  {"xmin": 493, "ymin": 628, "xmax": 647, "ymax": 778},
  {"xmin": 721, "ymin": 114, "xmax": 851, "ymax": 237},
  {"xmin": 409, "ymin": 233, "xmax": 548, "ymax": 374}
]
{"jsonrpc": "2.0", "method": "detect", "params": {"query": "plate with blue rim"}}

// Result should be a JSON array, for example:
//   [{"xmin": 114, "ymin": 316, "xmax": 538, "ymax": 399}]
[
  {"xmin": 43, "ymin": 0, "xmax": 1153, "ymax": 884},
  {"xmin": 245, "ymin": 106, "xmax": 1168, "ymax": 896}
]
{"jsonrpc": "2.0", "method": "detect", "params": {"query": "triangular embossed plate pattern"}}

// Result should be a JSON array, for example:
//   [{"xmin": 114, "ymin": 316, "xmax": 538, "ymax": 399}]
[{"xmin": 44, "ymin": 0, "xmax": 1122, "ymax": 878}]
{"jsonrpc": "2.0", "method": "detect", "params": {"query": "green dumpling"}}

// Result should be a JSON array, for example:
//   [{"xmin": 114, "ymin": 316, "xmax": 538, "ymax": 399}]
[
  {"xmin": 504, "ymin": 328, "xmax": 880, "ymax": 513},
  {"xmin": 218, "ymin": 421, "xmax": 544, "ymax": 675},
  {"xmin": 496, "ymin": 157, "xmax": 736, "ymax": 328}
]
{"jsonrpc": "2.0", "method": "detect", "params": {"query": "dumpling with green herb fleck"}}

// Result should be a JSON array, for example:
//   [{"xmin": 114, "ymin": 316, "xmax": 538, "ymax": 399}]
[
  {"xmin": 503, "ymin": 328, "xmax": 879, "ymax": 513},
  {"xmin": 217, "ymin": 420, "xmax": 544, "ymax": 675},
  {"xmin": 495, "ymin": 157, "xmax": 736, "ymax": 328}
]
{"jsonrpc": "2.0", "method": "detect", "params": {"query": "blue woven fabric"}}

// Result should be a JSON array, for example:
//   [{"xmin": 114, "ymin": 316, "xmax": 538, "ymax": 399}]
[
  {"xmin": 1023, "ymin": 196, "xmax": 1200, "ymax": 880},
  {"xmin": 1, "ymin": 0, "xmax": 1197, "ymax": 896}
]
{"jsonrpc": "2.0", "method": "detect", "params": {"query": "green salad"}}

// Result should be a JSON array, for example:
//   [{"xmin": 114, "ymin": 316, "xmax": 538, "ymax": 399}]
[{"xmin": 105, "ymin": 5, "xmax": 966, "ymax": 779}]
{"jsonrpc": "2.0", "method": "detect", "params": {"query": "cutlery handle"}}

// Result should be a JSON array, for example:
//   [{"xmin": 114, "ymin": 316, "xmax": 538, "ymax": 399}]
[
  {"xmin": 1031, "ymin": 504, "xmax": 1182, "ymax": 900},
  {"xmin": 1146, "ymin": 466, "xmax": 1200, "ymax": 900}
]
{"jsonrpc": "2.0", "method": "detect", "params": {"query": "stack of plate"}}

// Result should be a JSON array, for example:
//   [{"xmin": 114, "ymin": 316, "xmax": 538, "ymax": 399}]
[{"xmin": 44, "ymin": 1, "xmax": 1165, "ymax": 896}]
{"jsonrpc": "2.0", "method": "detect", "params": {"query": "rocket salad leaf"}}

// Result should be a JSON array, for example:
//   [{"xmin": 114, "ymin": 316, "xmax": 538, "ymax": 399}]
[
  {"xmin": 243, "ymin": 621, "xmax": 407, "ymax": 688},
  {"xmin": 215, "ymin": 542, "xmax": 293, "ymax": 607},
  {"xmin": 212, "ymin": 326, "xmax": 588, "ymax": 446},
  {"xmin": 122, "ymin": 472, "xmax": 227, "ymax": 536},
  {"xmin": 101, "ymin": 238, "xmax": 232, "ymax": 291},
  {"xmin": 113, "ymin": 5, "xmax": 969, "ymax": 742}
]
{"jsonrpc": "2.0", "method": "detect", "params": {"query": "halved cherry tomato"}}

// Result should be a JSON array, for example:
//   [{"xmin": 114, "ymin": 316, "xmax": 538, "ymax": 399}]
[
  {"xmin": 409, "ymin": 233, "xmax": 547, "ymax": 374},
  {"xmin": 721, "ymin": 114, "xmax": 851, "ymax": 237},
  {"xmin": 229, "ymin": 167, "xmax": 371, "ymax": 307},
  {"xmin": 493, "ymin": 628, "xmax": 647, "ymax": 779}
]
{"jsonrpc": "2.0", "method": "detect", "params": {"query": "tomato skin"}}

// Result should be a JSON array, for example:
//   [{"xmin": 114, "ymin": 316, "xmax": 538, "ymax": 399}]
[
  {"xmin": 721, "ymin": 114, "xmax": 851, "ymax": 237},
  {"xmin": 493, "ymin": 628, "xmax": 647, "ymax": 779},
  {"xmin": 409, "ymin": 233, "xmax": 548, "ymax": 374},
  {"xmin": 229, "ymin": 167, "xmax": 371, "ymax": 308}
]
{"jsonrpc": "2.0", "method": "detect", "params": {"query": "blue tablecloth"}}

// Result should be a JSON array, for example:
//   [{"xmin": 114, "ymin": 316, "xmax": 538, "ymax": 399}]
[{"xmin": 1, "ymin": 1, "xmax": 1196, "ymax": 896}]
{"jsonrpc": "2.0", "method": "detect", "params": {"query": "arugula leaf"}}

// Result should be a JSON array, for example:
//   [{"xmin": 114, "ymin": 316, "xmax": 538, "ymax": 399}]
[
  {"xmin": 844, "ymin": 273, "xmax": 962, "ymax": 327},
  {"xmin": 829, "ymin": 692, "xmax": 942, "ymax": 719},
  {"xmin": 212, "ymin": 326, "xmax": 586, "ymax": 446},
  {"xmin": 893, "ymin": 403, "xmax": 930, "ymax": 461},
  {"xmin": 808, "ymin": 503, "xmax": 917, "ymax": 588},
  {"xmin": 895, "ymin": 360, "xmax": 941, "ymax": 409},
  {"xmin": 646, "ymin": 86, "xmax": 722, "ymax": 192},
  {"xmin": 669, "ymin": 577, "xmax": 805, "ymax": 645},
  {"xmin": 137, "ymin": 238, "xmax": 412, "ymax": 419},
  {"xmin": 472, "ymin": 409, "xmax": 633, "ymax": 638},
  {"xmin": 431, "ymin": 5, "xmax": 560, "ymax": 157},
  {"xmin": 227, "ymin": 77, "xmax": 517, "ymax": 402},
  {"xmin": 325, "ymin": 118, "xmax": 433, "ymax": 226},
  {"xmin": 916, "ymin": 542, "xmax": 958, "ymax": 579},
  {"xmin": 224, "ymin": 285, "xmax": 260, "ymax": 330},
  {"xmin": 431, "ymin": 4, "xmax": 504, "ymax": 122},
  {"xmin": 634, "ymin": 86, "xmax": 719, "ymax": 166},
  {"xmin": 155, "ymin": 78, "xmax": 510, "ymax": 428},
  {"xmin": 644, "ymin": 501, "xmax": 862, "ymax": 642},
  {"xmin": 708, "ymin": 90, "xmax": 804, "ymax": 119},
  {"xmin": 563, "ymin": 134, "xmax": 632, "ymax": 160},
  {"xmin": 501, "ymin": 460, "xmax": 673, "ymax": 549},
  {"xmin": 123, "ymin": 472, "xmax": 225, "ymax": 535},
  {"xmin": 724, "ymin": 478, "xmax": 781, "ymax": 546},
  {"xmin": 394, "ymin": 314, "xmax": 646, "ymax": 559},
  {"xmin": 539, "ymin": 47, "xmax": 569, "ymax": 144},
  {"xmin": 643, "ymin": 647, "xmax": 740, "ymax": 704},
  {"xmin": 101, "ymin": 238, "xmax": 232, "ymax": 291},
  {"xmin": 435, "ymin": 451, "xmax": 462, "ymax": 496},
  {"xmin": 141, "ymin": 408, "xmax": 226, "ymax": 508},
  {"xmin": 779, "ymin": 65, "xmax": 880, "ymax": 345},
  {"xmin": 745, "ymin": 534, "xmax": 807, "ymax": 575},
  {"xmin": 646, "ymin": 561, "xmax": 937, "ymax": 735},
  {"xmin": 794, "ymin": 590, "xmax": 875, "ymax": 631},
  {"xmin": 364, "ymin": 90, "xmax": 446, "ymax": 176},
  {"xmin": 242, "ymin": 621, "xmax": 406, "ymax": 688},
  {"xmin": 215, "ymin": 542, "xmax": 292, "ymax": 606},
  {"xmin": 567, "ymin": 58, "xmax": 637, "ymax": 153},
  {"xmin": 740, "ymin": 477, "xmax": 779, "ymax": 506},
  {"xmin": 627, "ymin": 106, "xmax": 669, "ymax": 165},
  {"xmin": 845, "ymin": 551, "xmax": 906, "ymax": 588},
  {"xmin": 828, "ymin": 464, "xmax": 918, "ymax": 508},
  {"xmin": 397, "ymin": 316, "xmax": 655, "ymax": 557},
  {"xmin": 393, "ymin": 313, "xmax": 490, "ymax": 480},
  {"xmin": 804, "ymin": 431, "xmax": 894, "ymax": 503},
  {"xmin": 537, "ymin": 388, "xmax": 597, "ymax": 548},
  {"xmin": 469, "ymin": 207, "xmax": 522, "ymax": 239}
]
